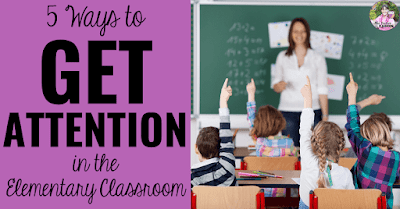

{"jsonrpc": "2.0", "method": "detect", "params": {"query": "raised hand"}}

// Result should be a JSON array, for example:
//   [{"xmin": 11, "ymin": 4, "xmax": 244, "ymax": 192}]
[
  {"xmin": 346, "ymin": 73, "xmax": 358, "ymax": 105},
  {"xmin": 220, "ymin": 78, "xmax": 232, "ymax": 108},
  {"xmin": 357, "ymin": 94, "xmax": 386, "ymax": 110},
  {"xmin": 367, "ymin": 94, "xmax": 386, "ymax": 105},
  {"xmin": 273, "ymin": 81, "xmax": 287, "ymax": 93},
  {"xmin": 246, "ymin": 78, "xmax": 256, "ymax": 102},
  {"xmin": 301, "ymin": 76, "xmax": 312, "ymax": 108}
]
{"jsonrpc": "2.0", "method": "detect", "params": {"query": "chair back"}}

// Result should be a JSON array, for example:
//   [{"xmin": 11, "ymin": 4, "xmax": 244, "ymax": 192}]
[
  {"xmin": 243, "ymin": 156, "xmax": 298, "ymax": 170},
  {"xmin": 192, "ymin": 186, "xmax": 262, "ymax": 209},
  {"xmin": 311, "ymin": 188, "xmax": 385, "ymax": 209},
  {"xmin": 338, "ymin": 157, "xmax": 357, "ymax": 170}
]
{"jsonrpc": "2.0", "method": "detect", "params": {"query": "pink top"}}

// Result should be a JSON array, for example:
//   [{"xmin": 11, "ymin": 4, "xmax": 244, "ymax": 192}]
[{"xmin": 374, "ymin": 14, "xmax": 395, "ymax": 31}]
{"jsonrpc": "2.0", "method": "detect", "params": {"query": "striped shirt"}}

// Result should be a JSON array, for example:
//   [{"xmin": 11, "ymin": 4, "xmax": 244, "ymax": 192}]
[
  {"xmin": 247, "ymin": 101, "xmax": 296, "ymax": 157},
  {"xmin": 345, "ymin": 105, "xmax": 400, "ymax": 209},
  {"xmin": 191, "ymin": 108, "xmax": 237, "ymax": 188}
]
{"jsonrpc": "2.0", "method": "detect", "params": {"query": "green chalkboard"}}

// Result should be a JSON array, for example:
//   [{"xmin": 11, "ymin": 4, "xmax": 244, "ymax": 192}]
[{"xmin": 200, "ymin": 5, "xmax": 400, "ymax": 115}]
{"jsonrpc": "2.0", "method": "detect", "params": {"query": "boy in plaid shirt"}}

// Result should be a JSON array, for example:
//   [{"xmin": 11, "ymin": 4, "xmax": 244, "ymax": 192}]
[{"xmin": 345, "ymin": 73, "xmax": 400, "ymax": 209}]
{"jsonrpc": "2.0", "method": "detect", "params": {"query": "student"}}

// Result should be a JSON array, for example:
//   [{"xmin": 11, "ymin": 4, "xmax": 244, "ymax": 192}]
[
  {"xmin": 246, "ymin": 78, "xmax": 296, "ymax": 197},
  {"xmin": 345, "ymin": 94, "xmax": 386, "ymax": 158},
  {"xmin": 299, "ymin": 76, "xmax": 354, "ymax": 209},
  {"xmin": 191, "ymin": 78, "xmax": 237, "ymax": 188},
  {"xmin": 345, "ymin": 73, "xmax": 400, "ymax": 209},
  {"xmin": 246, "ymin": 78, "xmax": 296, "ymax": 157}
]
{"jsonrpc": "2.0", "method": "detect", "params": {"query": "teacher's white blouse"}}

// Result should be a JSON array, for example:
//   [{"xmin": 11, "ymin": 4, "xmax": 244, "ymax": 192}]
[{"xmin": 272, "ymin": 49, "xmax": 328, "ymax": 112}]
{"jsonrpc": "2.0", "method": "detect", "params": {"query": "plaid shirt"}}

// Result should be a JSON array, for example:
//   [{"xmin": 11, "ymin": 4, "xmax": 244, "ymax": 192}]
[
  {"xmin": 247, "ymin": 101, "xmax": 295, "ymax": 157},
  {"xmin": 345, "ymin": 105, "xmax": 400, "ymax": 209}
]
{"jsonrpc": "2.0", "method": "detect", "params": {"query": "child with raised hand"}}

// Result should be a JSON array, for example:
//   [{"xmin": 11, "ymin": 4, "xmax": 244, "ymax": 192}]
[
  {"xmin": 246, "ymin": 78, "xmax": 296, "ymax": 157},
  {"xmin": 345, "ymin": 73, "xmax": 400, "ymax": 209},
  {"xmin": 246, "ymin": 78, "xmax": 297, "ymax": 198},
  {"xmin": 191, "ymin": 78, "xmax": 237, "ymax": 188},
  {"xmin": 299, "ymin": 76, "xmax": 354, "ymax": 209},
  {"xmin": 345, "ymin": 94, "xmax": 387, "ymax": 158}
]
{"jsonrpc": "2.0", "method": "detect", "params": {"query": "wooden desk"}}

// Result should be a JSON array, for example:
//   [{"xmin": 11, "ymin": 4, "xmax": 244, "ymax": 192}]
[
  {"xmin": 236, "ymin": 170, "xmax": 300, "ymax": 207},
  {"xmin": 236, "ymin": 170, "xmax": 300, "ymax": 188},
  {"xmin": 235, "ymin": 147, "xmax": 349, "ymax": 159},
  {"xmin": 236, "ymin": 170, "xmax": 400, "ymax": 188},
  {"xmin": 233, "ymin": 147, "xmax": 253, "ymax": 160},
  {"xmin": 237, "ymin": 170, "xmax": 399, "ymax": 207}
]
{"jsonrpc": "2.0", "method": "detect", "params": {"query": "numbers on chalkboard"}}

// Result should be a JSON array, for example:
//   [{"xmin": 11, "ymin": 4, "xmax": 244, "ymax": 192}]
[
  {"xmin": 234, "ymin": 69, "xmax": 239, "ymax": 77},
  {"xmin": 376, "ymin": 63, "xmax": 382, "ymax": 70},
  {"xmin": 380, "ymin": 51, "xmax": 388, "ymax": 62},
  {"xmin": 245, "ymin": 69, "xmax": 250, "ymax": 78},
  {"xmin": 350, "ymin": 36, "xmax": 377, "ymax": 46},
  {"xmin": 362, "ymin": 62, "xmax": 369, "ymax": 70},
  {"xmin": 362, "ymin": 84, "xmax": 369, "ymax": 91},
  {"xmin": 243, "ymin": 47, "xmax": 249, "ymax": 57},
  {"xmin": 358, "ymin": 93, "xmax": 368, "ymax": 101},
  {"xmin": 349, "ymin": 62, "xmax": 354, "ymax": 70},
  {"xmin": 364, "ymin": 37, "xmax": 370, "ymax": 46},
  {"xmin": 351, "ymin": 36, "xmax": 356, "ymax": 45},
  {"xmin": 245, "ymin": 58, "xmax": 252, "ymax": 67},
  {"xmin": 227, "ymin": 36, "xmax": 262, "ymax": 45},
  {"xmin": 228, "ymin": 22, "xmax": 255, "ymax": 33},
  {"xmin": 362, "ymin": 72, "xmax": 369, "ymax": 82},
  {"xmin": 370, "ymin": 75, "xmax": 381, "ymax": 82},
  {"xmin": 348, "ymin": 49, "xmax": 355, "ymax": 59}
]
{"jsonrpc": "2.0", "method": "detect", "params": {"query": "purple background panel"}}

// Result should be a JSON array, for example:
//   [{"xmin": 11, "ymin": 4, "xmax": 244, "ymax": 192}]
[{"xmin": 0, "ymin": 0, "xmax": 190, "ymax": 208}]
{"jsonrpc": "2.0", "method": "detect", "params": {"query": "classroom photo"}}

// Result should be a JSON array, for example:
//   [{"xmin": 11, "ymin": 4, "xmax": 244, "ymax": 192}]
[{"xmin": 190, "ymin": 0, "xmax": 400, "ymax": 208}]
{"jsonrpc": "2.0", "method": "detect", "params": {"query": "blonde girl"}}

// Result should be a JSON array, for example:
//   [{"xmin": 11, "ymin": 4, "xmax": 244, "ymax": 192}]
[{"xmin": 299, "ymin": 76, "xmax": 354, "ymax": 209}]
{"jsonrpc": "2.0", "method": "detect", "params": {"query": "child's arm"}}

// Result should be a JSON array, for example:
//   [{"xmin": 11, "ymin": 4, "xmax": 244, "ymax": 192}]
[
  {"xmin": 219, "ymin": 78, "xmax": 236, "ymax": 176},
  {"xmin": 299, "ymin": 76, "xmax": 317, "ymax": 169},
  {"xmin": 246, "ymin": 78, "xmax": 256, "ymax": 128},
  {"xmin": 356, "ymin": 94, "xmax": 385, "ymax": 111},
  {"xmin": 345, "ymin": 73, "xmax": 370, "ymax": 154}
]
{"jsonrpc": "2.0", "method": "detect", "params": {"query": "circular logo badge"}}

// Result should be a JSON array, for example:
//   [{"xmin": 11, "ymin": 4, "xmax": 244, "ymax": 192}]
[{"xmin": 370, "ymin": 1, "xmax": 399, "ymax": 31}]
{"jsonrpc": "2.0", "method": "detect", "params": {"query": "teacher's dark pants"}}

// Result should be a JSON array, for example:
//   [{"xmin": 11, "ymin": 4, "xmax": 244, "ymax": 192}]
[{"xmin": 281, "ymin": 109, "xmax": 322, "ymax": 147}]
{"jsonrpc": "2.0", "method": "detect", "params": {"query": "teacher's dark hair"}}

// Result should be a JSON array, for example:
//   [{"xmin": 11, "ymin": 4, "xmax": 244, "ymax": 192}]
[{"xmin": 286, "ymin": 18, "xmax": 311, "ymax": 56}]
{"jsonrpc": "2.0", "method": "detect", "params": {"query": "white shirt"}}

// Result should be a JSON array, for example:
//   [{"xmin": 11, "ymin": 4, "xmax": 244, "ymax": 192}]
[
  {"xmin": 299, "ymin": 108, "xmax": 354, "ymax": 207},
  {"xmin": 272, "ymin": 49, "xmax": 328, "ymax": 112}
]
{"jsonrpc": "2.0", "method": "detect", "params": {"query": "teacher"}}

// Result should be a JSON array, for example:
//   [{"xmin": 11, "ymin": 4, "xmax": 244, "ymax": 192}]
[{"xmin": 272, "ymin": 17, "xmax": 328, "ymax": 147}]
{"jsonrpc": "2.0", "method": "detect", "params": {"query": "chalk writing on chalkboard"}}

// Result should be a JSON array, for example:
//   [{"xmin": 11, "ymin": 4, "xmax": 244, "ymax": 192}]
[
  {"xmin": 347, "ymin": 36, "xmax": 388, "ymax": 101},
  {"xmin": 225, "ymin": 23, "xmax": 267, "ymax": 97}
]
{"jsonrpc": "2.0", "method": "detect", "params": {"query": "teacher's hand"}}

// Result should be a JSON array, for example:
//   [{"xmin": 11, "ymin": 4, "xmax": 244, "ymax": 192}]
[{"xmin": 273, "ymin": 81, "xmax": 287, "ymax": 93}]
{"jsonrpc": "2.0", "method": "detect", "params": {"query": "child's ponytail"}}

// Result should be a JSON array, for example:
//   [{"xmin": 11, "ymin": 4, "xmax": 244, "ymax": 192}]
[
  {"xmin": 311, "ymin": 121, "xmax": 345, "ymax": 188},
  {"xmin": 316, "ymin": 140, "xmax": 327, "ymax": 188}
]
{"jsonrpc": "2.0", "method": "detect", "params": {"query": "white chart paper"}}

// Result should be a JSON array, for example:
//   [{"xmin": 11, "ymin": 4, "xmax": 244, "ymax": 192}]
[
  {"xmin": 268, "ymin": 21, "xmax": 291, "ymax": 48},
  {"xmin": 327, "ymin": 74, "xmax": 345, "ymax": 101},
  {"xmin": 310, "ymin": 30, "xmax": 344, "ymax": 60}
]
